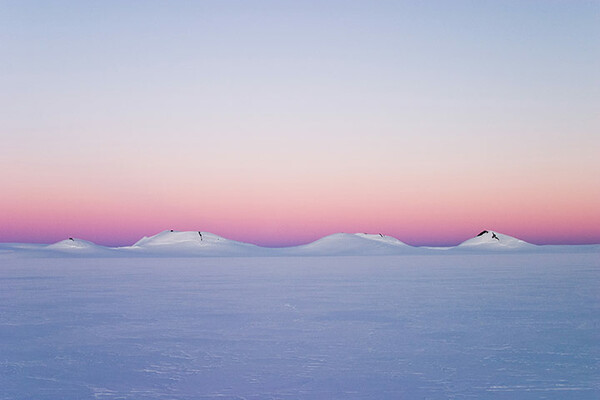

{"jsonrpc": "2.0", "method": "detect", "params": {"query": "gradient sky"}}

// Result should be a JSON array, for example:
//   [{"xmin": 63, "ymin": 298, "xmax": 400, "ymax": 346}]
[{"xmin": 1, "ymin": 1, "xmax": 599, "ymax": 247}]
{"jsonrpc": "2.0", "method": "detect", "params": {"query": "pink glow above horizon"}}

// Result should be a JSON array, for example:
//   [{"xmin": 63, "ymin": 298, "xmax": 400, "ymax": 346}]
[
  {"xmin": 1, "ymin": 2, "xmax": 599, "ymax": 247},
  {"xmin": 2, "ymin": 158, "xmax": 599, "ymax": 247}
]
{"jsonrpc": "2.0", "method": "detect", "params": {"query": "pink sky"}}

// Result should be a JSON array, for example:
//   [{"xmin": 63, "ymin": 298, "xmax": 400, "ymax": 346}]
[
  {"xmin": 2, "ymin": 153, "xmax": 599, "ymax": 246},
  {"xmin": 2, "ymin": 2, "xmax": 599, "ymax": 247}
]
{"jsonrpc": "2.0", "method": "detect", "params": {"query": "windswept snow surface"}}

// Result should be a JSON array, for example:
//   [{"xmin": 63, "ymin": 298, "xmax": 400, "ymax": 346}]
[
  {"xmin": 1, "ymin": 252, "xmax": 599, "ymax": 399},
  {"xmin": 0, "ymin": 243, "xmax": 47, "ymax": 254},
  {"xmin": 1, "ymin": 238, "xmax": 119, "ymax": 258}
]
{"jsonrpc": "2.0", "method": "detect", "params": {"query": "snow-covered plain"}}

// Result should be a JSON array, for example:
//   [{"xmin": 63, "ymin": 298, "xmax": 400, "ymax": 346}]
[{"xmin": 1, "ymin": 248, "xmax": 599, "ymax": 399}]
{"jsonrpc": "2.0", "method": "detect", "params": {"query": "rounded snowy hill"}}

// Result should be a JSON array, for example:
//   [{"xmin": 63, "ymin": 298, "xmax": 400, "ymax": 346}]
[
  {"xmin": 126, "ymin": 230, "xmax": 266, "ymax": 256},
  {"xmin": 45, "ymin": 238, "xmax": 112, "ymax": 255},
  {"xmin": 280, "ymin": 233, "xmax": 416, "ymax": 256},
  {"xmin": 454, "ymin": 230, "xmax": 536, "ymax": 251}
]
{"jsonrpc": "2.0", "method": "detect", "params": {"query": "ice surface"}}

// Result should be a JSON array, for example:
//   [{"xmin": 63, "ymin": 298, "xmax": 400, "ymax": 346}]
[{"xmin": 1, "ymin": 252, "xmax": 598, "ymax": 399}]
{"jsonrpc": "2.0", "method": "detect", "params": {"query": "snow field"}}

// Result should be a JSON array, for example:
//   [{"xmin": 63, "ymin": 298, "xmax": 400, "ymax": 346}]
[{"xmin": 0, "ymin": 252, "xmax": 598, "ymax": 399}]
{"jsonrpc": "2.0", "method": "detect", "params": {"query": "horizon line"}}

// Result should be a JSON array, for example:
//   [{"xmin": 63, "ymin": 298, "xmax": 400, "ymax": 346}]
[{"xmin": 3, "ymin": 229, "xmax": 600, "ymax": 249}]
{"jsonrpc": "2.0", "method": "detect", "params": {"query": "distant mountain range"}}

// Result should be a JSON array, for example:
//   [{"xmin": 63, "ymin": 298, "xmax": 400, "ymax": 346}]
[{"xmin": 0, "ymin": 229, "xmax": 598, "ymax": 258}]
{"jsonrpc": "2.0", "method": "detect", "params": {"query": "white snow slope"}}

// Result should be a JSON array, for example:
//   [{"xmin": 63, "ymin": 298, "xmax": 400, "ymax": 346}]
[
  {"xmin": 125, "ymin": 230, "xmax": 268, "ymax": 256},
  {"xmin": 46, "ymin": 238, "xmax": 109, "ymax": 252},
  {"xmin": 280, "ymin": 232, "xmax": 416, "ymax": 256},
  {"xmin": 454, "ymin": 229, "xmax": 535, "ymax": 251}
]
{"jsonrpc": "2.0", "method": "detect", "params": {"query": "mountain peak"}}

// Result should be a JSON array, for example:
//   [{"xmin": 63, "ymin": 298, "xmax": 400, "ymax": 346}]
[
  {"xmin": 457, "ymin": 230, "xmax": 534, "ymax": 250},
  {"xmin": 280, "ymin": 232, "xmax": 412, "ymax": 256},
  {"xmin": 133, "ymin": 230, "xmax": 227, "ymax": 247},
  {"xmin": 129, "ymin": 230, "xmax": 264, "ymax": 256},
  {"xmin": 46, "ymin": 238, "xmax": 101, "ymax": 250}
]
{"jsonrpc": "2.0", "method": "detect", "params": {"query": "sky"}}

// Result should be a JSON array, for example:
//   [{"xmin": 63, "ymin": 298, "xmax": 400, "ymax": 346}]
[{"xmin": 1, "ymin": 1, "xmax": 599, "ymax": 247}]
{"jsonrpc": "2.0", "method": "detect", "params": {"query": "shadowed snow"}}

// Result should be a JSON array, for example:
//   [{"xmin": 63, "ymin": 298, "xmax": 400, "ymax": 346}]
[{"xmin": 0, "ymin": 254, "xmax": 598, "ymax": 399}]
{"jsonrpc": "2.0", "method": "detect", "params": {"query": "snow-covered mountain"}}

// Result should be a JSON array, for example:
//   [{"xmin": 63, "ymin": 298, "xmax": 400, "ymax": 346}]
[
  {"xmin": 44, "ymin": 238, "xmax": 115, "ymax": 256},
  {"xmin": 454, "ymin": 230, "xmax": 535, "ymax": 251},
  {"xmin": 279, "ymin": 233, "xmax": 416, "ymax": 256},
  {"xmin": 123, "ymin": 230, "xmax": 267, "ymax": 256},
  {"xmin": 47, "ymin": 238, "xmax": 102, "ymax": 250}
]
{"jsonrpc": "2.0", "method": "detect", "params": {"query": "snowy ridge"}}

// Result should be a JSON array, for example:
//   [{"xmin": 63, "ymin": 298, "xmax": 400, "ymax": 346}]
[
  {"xmin": 355, "ymin": 233, "xmax": 409, "ymax": 246},
  {"xmin": 454, "ymin": 230, "xmax": 535, "ymax": 251},
  {"xmin": 0, "ymin": 229, "xmax": 597, "ymax": 257},
  {"xmin": 46, "ymin": 238, "xmax": 103, "ymax": 251},
  {"xmin": 280, "ymin": 233, "xmax": 416, "ymax": 256},
  {"xmin": 44, "ymin": 238, "xmax": 117, "ymax": 256},
  {"xmin": 124, "ymin": 230, "xmax": 267, "ymax": 256}
]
